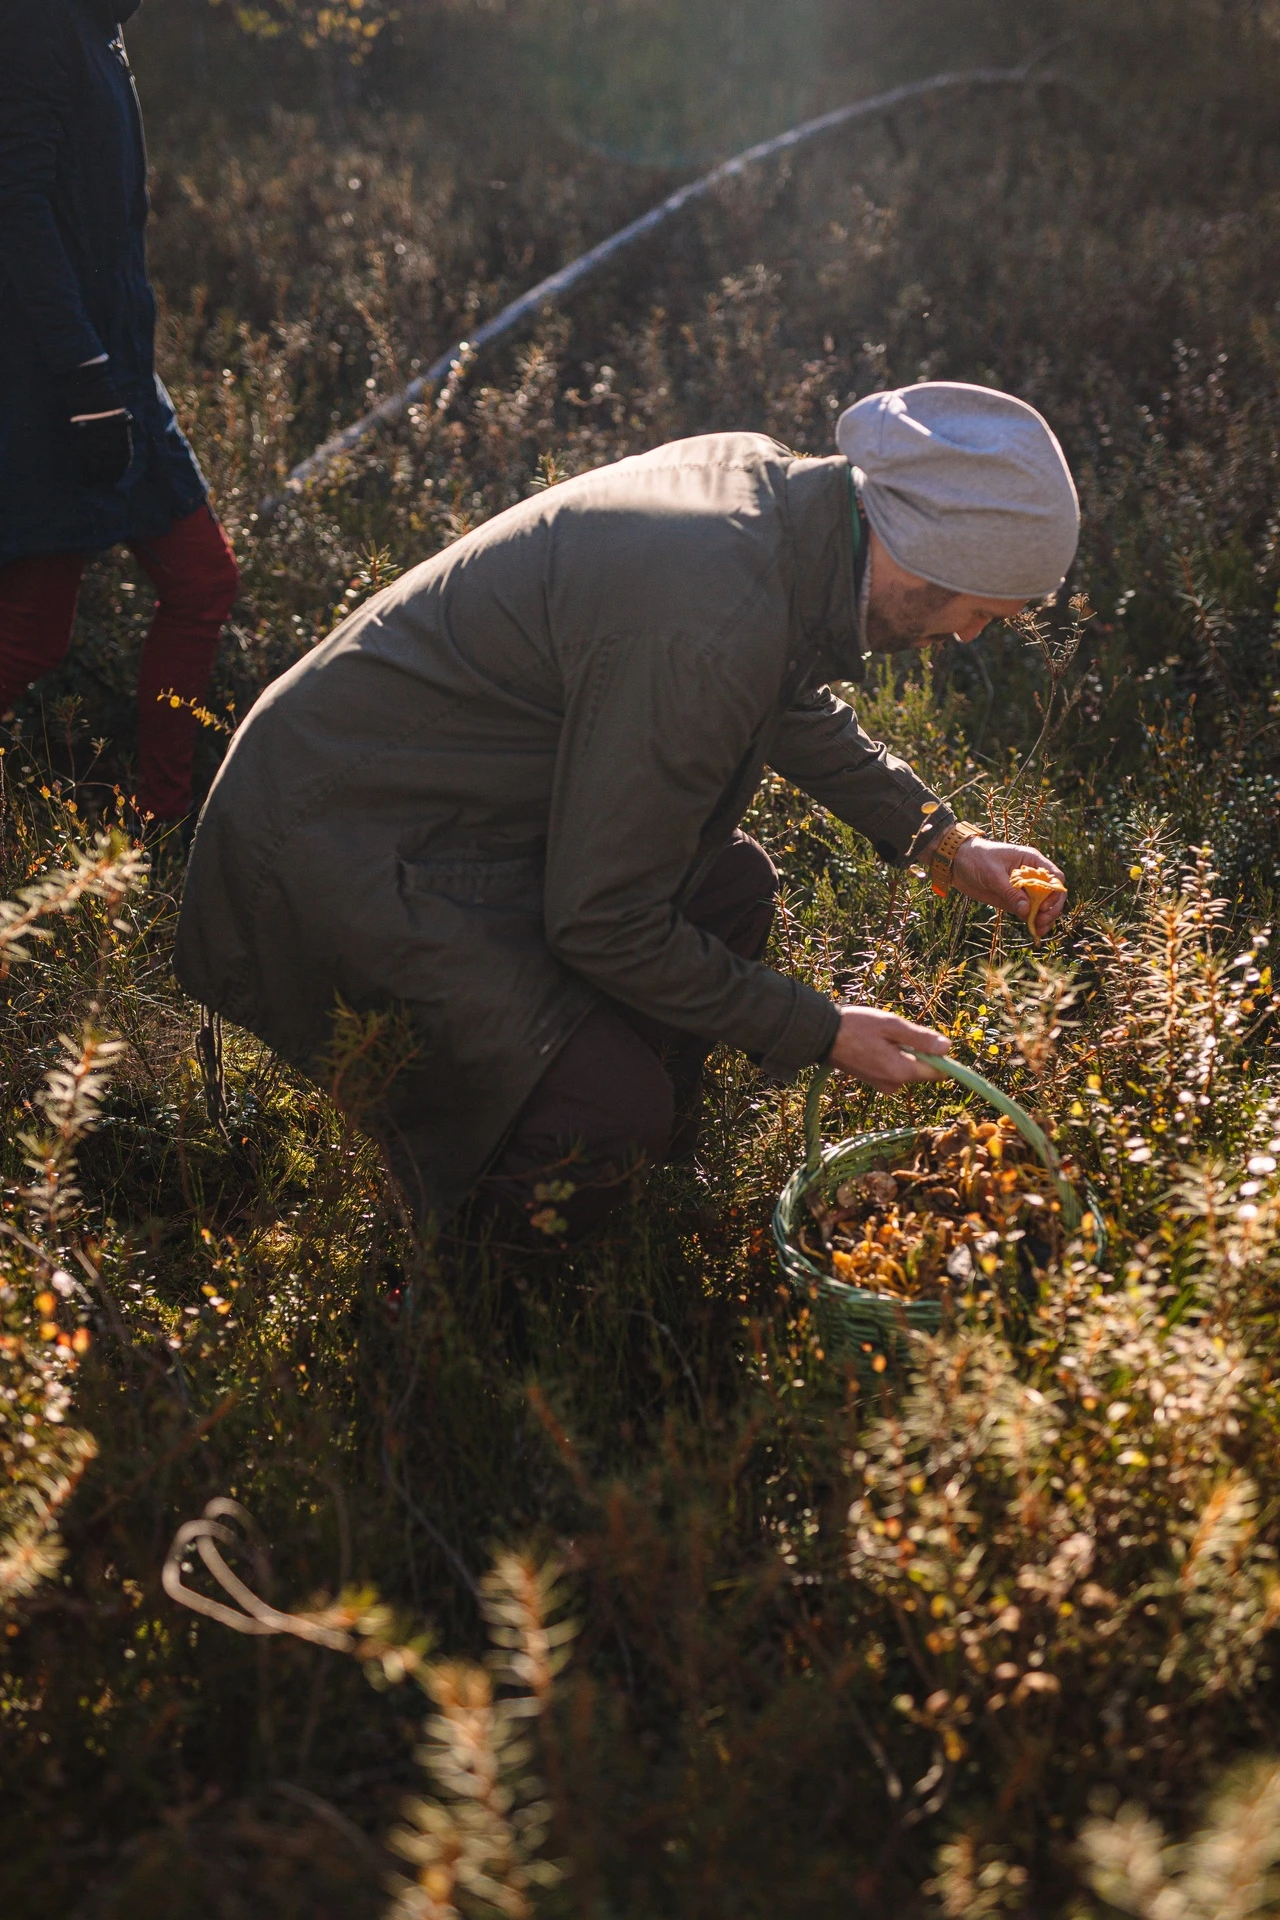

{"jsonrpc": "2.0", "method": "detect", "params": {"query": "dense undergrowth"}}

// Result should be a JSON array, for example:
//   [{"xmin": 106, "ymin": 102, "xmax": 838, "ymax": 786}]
[{"xmin": 3, "ymin": 1, "xmax": 1280, "ymax": 1914}]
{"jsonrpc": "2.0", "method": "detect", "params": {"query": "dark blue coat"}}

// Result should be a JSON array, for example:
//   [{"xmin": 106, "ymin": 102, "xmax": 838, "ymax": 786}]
[{"xmin": 0, "ymin": 0, "xmax": 207, "ymax": 568}]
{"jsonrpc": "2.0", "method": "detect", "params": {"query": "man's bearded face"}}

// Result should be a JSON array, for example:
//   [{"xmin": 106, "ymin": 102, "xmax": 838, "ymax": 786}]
[{"xmin": 864, "ymin": 578, "xmax": 960, "ymax": 653}]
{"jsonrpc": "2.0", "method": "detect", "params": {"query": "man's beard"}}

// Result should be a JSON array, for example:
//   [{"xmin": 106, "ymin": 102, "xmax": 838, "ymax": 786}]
[{"xmin": 864, "ymin": 579, "xmax": 959, "ymax": 653}]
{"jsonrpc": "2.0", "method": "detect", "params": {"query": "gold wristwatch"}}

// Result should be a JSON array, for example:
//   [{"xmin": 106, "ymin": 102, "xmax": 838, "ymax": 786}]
[{"xmin": 928, "ymin": 821, "xmax": 983, "ymax": 898}]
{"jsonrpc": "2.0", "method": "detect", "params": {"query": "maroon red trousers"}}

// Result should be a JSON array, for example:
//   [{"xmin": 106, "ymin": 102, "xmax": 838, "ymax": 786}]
[
  {"xmin": 472, "ymin": 830, "xmax": 780, "ymax": 1240},
  {"xmin": 0, "ymin": 505, "xmax": 238, "ymax": 821}
]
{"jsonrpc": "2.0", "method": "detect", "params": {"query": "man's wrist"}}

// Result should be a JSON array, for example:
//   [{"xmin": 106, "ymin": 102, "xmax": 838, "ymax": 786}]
[
  {"xmin": 912, "ymin": 813, "xmax": 953, "ymax": 864},
  {"xmin": 928, "ymin": 821, "xmax": 983, "ymax": 898}
]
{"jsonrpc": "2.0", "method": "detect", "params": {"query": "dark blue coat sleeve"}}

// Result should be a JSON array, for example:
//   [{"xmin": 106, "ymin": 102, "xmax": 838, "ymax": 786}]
[{"xmin": 0, "ymin": 0, "xmax": 106, "ymax": 374}]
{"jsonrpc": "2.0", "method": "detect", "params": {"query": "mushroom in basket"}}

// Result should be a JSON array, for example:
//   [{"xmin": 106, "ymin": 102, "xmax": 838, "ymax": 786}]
[{"xmin": 802, "ymin": 1112, "xmax": 1067, "ymax": 1301}]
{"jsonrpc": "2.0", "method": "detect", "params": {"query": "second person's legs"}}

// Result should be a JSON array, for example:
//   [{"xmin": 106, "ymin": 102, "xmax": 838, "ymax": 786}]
[
  {"xmin": 0, "ymin": 552, "xmax": 88, "ymax": 717},
  {"xmin": 132, "ymin": 505, "xmax": 239, "ymax": 821}
]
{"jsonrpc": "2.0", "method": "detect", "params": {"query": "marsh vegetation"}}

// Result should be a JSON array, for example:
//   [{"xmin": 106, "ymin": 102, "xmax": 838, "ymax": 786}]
[{"xmin": 3, "ymin": 2, "xmax": 1280, "ymax": 1913}]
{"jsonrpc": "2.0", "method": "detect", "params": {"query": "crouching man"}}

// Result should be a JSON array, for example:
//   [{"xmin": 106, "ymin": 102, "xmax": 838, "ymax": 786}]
[{"xmin": 175, "ymin": 382, "xmax": 1076, "ymax": 1236}]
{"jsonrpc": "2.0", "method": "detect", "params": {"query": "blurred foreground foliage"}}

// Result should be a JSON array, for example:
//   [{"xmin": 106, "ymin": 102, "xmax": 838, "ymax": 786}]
[{"xmin": 3, "ymin": 0, "xmax": 1280, "ymax": 1914}]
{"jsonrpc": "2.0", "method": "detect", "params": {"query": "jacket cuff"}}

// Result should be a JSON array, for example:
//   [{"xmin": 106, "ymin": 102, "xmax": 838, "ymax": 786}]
[
  {"xmin": 871, "ymin": 798, "xmax": 958, "ymax": 869},
  {"xmin": 758, "ymin": 982, "xmax": 841, "ymax": 1080}
]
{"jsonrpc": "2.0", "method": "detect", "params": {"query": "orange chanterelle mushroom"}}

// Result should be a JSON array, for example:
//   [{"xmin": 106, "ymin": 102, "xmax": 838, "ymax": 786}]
[{"xmin": 1009, "ymin": 864, "xmax": 1068, "ymax": 940}]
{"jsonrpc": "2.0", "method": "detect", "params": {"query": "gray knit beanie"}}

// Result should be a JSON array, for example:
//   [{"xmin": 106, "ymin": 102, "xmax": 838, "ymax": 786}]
[{"xmin": 835, "ymin": 382, "xmax": 1079, "ymax": 599}]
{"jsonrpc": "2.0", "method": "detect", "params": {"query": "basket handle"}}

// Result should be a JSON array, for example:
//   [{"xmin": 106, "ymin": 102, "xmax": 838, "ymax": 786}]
[
  {"xmin": 803, "ymin": 1063, "xmax": 834, "ymax": 1176},
  {"xmin": 803, "ymin": 1051, "xmax": 1081, "ymax": 1229}
]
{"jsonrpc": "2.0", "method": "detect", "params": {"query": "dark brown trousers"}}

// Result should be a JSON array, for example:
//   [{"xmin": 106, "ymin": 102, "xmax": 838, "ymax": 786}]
[{"xmin": 476, "ymin": 830, "xmax": 778, "ymax": 1239}]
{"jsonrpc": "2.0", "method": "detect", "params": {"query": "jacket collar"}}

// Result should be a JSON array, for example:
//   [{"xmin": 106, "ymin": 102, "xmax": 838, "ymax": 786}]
[{"xmin": 783, "ymin": 454, "xmax": 866, "ymax": 686}]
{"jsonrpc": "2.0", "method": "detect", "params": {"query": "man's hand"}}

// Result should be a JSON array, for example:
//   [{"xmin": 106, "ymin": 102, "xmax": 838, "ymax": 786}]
[
  {"xmin": 951, "ymin": 837, "xmax": 1067, "ymax": 935},
  {"xmin": 827, "ymin": 1006, "xmax": 950, "ymax": 1093}
]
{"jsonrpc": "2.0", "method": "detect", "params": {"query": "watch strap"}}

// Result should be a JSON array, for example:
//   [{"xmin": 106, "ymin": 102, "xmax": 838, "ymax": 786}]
[{"xmin": 929, "ymin": 821, "xmax": 983, "ymax": 897}]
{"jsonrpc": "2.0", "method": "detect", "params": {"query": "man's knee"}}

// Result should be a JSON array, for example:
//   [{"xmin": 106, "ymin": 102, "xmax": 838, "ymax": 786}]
[
  {"xmin": 686, "ymin": 831, "xmax": 779, "ymax": 959},
  {"xmin": 726, "ymin": 832, "xmax": 780, "ymax": 909}
]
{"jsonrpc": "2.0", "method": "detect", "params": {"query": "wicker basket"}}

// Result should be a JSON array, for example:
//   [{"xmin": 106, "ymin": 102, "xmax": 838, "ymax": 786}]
[{"xmin": 772, "ymin": 1051, "xmax": 1105, "ymax": 1376}]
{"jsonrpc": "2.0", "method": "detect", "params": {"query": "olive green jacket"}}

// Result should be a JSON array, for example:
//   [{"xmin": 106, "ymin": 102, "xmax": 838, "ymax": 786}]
[{"xmin": 175, "ymin": 434, "xmax": 955, "ymax": 1213}]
